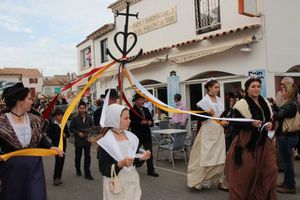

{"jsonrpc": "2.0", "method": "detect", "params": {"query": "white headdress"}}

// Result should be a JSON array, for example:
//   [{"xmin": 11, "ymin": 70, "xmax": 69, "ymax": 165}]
[
  {"xmin": 104, "ymin": 104, "xmax": 126, "ymax": 128},
  {"xmin": 204, "ymin": 77, "xmax": 216, "ymax": 85}
]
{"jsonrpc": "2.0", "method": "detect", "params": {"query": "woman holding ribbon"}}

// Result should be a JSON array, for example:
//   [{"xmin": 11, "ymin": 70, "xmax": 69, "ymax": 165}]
[
  {"xmin": 225, "ymin": 77, "xmax": 277, "ymax": 199},
  {"xmin": 0, "ymin": 82, "xmax": 63, "ymax": 200},
  {"xmin": 187, "ymin": 79, "xmax": 227, "ymax": 190},
  {"xmin": 97, "ymin": 104, "xmax": 151, "ymax": 200}
]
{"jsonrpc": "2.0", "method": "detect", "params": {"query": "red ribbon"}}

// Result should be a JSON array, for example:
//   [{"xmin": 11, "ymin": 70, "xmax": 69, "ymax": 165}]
[
  {"xmin": 117, "ymin": 65, "xmax": 145, "ymax": 120},
  {"xmin": 42, "ymin": 62, "xmax": 115, "ymax": 119}
]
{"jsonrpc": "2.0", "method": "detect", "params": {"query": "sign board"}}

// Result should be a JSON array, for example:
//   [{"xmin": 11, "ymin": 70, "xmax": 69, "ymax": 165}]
[
  {"xmin": 129, "ymin": 7, "xmax": 177, "ymax": 35},
  {"xmin": 248, "ymin": 69, "xmax": 266, "ymax": 97},
  {"xmin": 167, "ymin": 75, "xmax": 179, "ymax": 107}
]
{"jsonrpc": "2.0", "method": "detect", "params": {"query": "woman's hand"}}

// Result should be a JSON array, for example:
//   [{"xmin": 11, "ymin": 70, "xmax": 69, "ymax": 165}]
[
  {"xmin": 140, "ymin": 150, "xmax": 151, "ymax": 160},
  {"xmin": 51, "ymin": 147, "xmax": 64, "ymax": 157},
  {"xmin": 252, "ymin": 120, "xmax": 262, "ymax": 128},
  {"xmin": 207, "ymin": 109, "xmax": 215, "ymax": 117},
  {"xmin": 264, "ymin": 122, "xmax": 273, "ymax": 131},
  {"xmin": 220, "ymin": 120, "xmax": 229, "ymax": 127},
  {"xmin": 118, "ymin": 157, "xmax": 134, "ymax": 168},
  {"xmin": 79, "ymin": 132, "xmax": 85, "ymax": 138}
]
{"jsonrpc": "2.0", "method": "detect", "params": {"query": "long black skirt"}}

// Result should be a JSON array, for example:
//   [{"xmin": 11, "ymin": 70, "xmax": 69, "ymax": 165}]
[{"xmin": 0, "ymin": 156, "xmax": 47, "ymax": 200}]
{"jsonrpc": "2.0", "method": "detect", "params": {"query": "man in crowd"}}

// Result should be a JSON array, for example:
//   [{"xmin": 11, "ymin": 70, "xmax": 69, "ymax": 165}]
[
  {"xmin": 130, "ymin": 93, "xmax": 159, "ymax": 177},
  {"xmin": 70, "ymin": 101, "xmax": 94, "ymax": 180},
  {"xmin": 93, "ymin": 89, "xmax": 118, "ymax": 126}
]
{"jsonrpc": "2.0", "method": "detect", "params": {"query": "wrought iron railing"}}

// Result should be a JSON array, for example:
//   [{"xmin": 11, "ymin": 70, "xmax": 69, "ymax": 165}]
[{"xmin": 195, "ymin": 0, "xmax": 221, "ymax": 34}]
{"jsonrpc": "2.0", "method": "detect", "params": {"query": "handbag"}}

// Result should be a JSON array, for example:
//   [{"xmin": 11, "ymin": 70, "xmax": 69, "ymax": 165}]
[
  {"xmin": 282, "ymin": 102, "xmax": 300, "ymax": 133},
  {"xmin": 108, "ymin": 164, "xmax": 123, "ymax": 194}
]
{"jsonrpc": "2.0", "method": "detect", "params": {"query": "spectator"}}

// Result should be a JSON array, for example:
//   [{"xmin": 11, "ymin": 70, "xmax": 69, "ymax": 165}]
[
  {"xmin": 47, "ymin": 108, "xmax": 70, "ymax": 186},
  {"xmin": 70, "ymin": 101, "xmax": 94, "ymax": 180},
  {"xmin": 130, "ymin": 93, "xmax": 159, "ymax": 177},
  {"xmin": 274, "ymin": 83, "xmax": 299, "ymax": 194},
  {"xmin": 171, "ymin": 93, "xmax": 187, "ymax": 129}
]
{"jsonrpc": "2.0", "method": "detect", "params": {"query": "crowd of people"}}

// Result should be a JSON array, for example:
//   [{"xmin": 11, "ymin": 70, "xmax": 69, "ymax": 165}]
[{"xmin": 0, "ymin": 76, "xmax": 299, "ymax": 200}]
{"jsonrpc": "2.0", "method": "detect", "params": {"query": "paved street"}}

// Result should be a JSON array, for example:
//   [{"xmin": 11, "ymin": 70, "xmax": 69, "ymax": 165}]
[{"xmin": 44, "ymin": 142, "xmax": 300, "ymax": 200}]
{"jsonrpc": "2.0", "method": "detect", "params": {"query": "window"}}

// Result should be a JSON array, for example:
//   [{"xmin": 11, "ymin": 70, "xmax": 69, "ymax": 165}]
[
  {"xmin": 194, "ymin": 0, "xmax": 221, "ymax": 34},
  {"xmin": 45, "ymin": 88, "xmax": 51, "ymax": 95},
  {"xmin": 101, "ymin": 38, "xmax": 108, "ymax": 63},
  {"xmin": 54, "ymin": 87, "xmax": 61, "ymax": 94},
  {"xmin": 81, "ymin": 47, "xmax": 92, "ymax": 69},
  {"xmin": 29, "ymin": 78, "xmax": 38, "ymax": 84}
]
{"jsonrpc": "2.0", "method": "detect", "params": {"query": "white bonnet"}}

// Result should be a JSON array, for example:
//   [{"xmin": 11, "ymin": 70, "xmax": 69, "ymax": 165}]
[{"xmin": 104, "ymin": 104, "xmax": 126, "ymax": 128}]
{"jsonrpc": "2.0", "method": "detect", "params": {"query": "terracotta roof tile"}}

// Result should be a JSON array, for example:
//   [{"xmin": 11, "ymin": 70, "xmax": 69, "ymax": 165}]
[
  {"xmin": 128, "ymin": 23, "xmax": 261, "ymax": 58},
  {"xmin": 0, "ymin": 67, "xmax": 42, "ymax": 77},
  {"xmin": 43, "ymin": 75, "xmax": 71, "ymax": 86},
  {"xmin": 76, "ymin": 23, "xmax": 115, "ymax": 47}
]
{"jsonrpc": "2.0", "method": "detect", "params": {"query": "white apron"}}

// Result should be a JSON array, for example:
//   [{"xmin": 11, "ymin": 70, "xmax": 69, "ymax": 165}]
[
  {"xmin": 103, "ymin": 167, "xmax": 141, "ymax": 200},
  {"xmin": 187, "ymin": 95, "xmax": 226, "ymax": 189}
]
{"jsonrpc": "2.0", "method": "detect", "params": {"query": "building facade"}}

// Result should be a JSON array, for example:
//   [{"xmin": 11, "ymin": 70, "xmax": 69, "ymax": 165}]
[
  {"xmin": 77, "ymin": 0, "xmax": 300, "ymax": 115},
  {"xmin": 0, "ymin": 67, "xmax": 43, "ymax": 96}
]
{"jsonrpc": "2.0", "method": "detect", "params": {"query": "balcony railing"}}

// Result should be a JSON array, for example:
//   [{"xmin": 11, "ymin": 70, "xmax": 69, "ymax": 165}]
[{"xmin": 195, "ymin": 0, "xmax": 221, "ymax": 34}]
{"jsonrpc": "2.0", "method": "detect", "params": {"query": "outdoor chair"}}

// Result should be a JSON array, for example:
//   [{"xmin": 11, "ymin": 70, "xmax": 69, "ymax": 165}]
[
  {"xmin": 159, "ymin": 120, "xmax": 169, "ymax": 129},
  {"xmin": 151, "ymin": 126, "xmax": 161, "ymax": 145},
  {"xmin": 157, "ymin": 132, "xmax": 188, "ymax": 168}
]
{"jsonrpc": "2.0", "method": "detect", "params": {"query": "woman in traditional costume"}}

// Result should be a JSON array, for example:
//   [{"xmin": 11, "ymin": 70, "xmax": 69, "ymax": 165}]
[
  {"xmin": 225, "ymin": 77, "xmax": 277, "ymax": 199},
  {"xmin": 0, "ymin": 82, "xmax": 63, "ymax": 200},
  {"xmin": 187, "ymin": 79, "xmax": 227, "ymax": 190},
  {"xmin": 97, "ymin": 104, "xmax": 151, "ymax": 200}
]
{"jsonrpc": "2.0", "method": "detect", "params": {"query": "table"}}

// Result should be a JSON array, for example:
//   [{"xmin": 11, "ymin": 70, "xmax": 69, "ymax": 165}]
[{"xmin": 151, "ymin": 129, "xmax": 187, "ymax": 135}]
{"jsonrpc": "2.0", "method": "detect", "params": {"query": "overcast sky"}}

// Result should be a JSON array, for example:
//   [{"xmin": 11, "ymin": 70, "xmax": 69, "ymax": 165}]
[{"xmin": 0, "ymin": 0, "xmax": 115, "ymax": 76}]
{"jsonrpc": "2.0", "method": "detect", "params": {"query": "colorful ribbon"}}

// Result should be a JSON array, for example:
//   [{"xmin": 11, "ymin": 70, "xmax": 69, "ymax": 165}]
[
  {"xmin": 42, "ymin": 61, "xmax": 116, "ymax": 119},
  {"xmin": 118, "ymin": 65, "xmax": 145, "ymax": 120},
  {"xmin": 0, "ymin": 62, "xmax": 116, "ymax": 161},
  {"xmin": 124, "ymin": 67, "xmax": 255, "ymax": 122}
]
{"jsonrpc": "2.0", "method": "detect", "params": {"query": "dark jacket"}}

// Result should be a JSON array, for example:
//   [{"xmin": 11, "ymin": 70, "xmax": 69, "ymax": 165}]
[
  {"xmin": 70, "ymin": 114, "xmax": 93, "ymax": 147},
  {"xmin": 46, "ymin": 121, "xmax": 70, "ymax": 150},
  {"xmin": 93, "ymin": 106, "xmax": 103, "ymax": 126},
  {"xmin": 129, "ymin": 105, "xmax": 153, "ymax": 137},
  {"xmin": 274, "ymin": 101, "xmax": 299, "ymax": 135},
  {"xmin": 98, "ymin": 146, "xmax": 144, "ymax": 177}
]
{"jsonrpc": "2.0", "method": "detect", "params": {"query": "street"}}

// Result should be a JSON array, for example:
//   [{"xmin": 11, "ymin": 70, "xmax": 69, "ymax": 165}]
[{"xmin": 44, "ymin": 143, "xmax": 300, "ymax": 200}]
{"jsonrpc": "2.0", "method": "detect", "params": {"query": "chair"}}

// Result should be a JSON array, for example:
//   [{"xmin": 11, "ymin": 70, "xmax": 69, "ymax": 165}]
[
  {"xmin": 159, "ymin": 120, "xmax": 169, "ymax": 129},
  {"xmin": 157, "ymin": 132, "xmax": 188, "ymax": 168},
  {"xmin": 151, "ymin": 126, "xmax": 161, "ymax": 145}
]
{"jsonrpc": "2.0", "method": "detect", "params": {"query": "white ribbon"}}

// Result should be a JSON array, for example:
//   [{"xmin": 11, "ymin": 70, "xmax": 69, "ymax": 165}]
[
  {"xmin": 126, "ymin": 67, "xmax": 255, "ymax": 123},
  {"xmin": 100, "ymin": 73, "xmax": 117, "ymax": 127}
]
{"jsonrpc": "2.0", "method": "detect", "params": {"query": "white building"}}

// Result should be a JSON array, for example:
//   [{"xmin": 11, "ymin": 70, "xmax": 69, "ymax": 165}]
[
  {"xmin": 0, "ymin": 67, "xmax": 43, "ymax": 96},
  {"xmin": 77, "ymin": 0, "xmax": 300, "ymax": 115},
  {"xmin": 43, "ymin": 74, "xmax": 77, "ymax": 97}
]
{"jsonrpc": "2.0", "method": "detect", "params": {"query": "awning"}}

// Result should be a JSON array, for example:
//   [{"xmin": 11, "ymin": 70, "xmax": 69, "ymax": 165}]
[
  {"xmin": 169, "ymin": 36, "xmax": 253, "ymax": 64},
  {"xmin": 100, "ymin": 23, "xmax": 260, "ymax": 77}
]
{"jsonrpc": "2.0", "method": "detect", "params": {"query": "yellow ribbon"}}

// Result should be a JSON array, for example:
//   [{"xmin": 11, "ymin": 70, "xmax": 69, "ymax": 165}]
[
  {"xmin": 0, "ymin": 61, "xmax": 116, "ymax": 161},
  {"xmin": 58, "ymin": 61, "xmax": 115, "ymax": 150}
]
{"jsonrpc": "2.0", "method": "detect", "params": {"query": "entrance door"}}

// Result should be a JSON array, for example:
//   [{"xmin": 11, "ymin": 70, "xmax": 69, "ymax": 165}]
[{"xmin": 189, "ymin": 83, "xmax": 202, "ymax": 121}]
